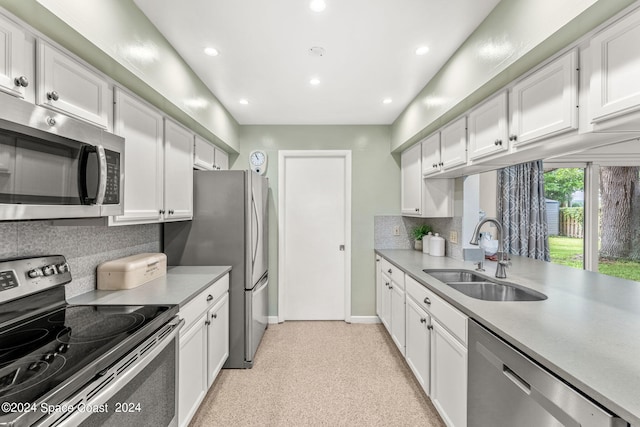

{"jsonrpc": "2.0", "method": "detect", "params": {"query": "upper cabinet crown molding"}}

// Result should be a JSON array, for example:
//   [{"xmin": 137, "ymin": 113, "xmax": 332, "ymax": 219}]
[{"xmin": 37, "ymin": 40, "xmax": 110, "ymax": 129}]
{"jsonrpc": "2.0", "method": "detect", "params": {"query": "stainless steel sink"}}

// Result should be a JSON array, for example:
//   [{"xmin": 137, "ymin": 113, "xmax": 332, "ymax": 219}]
[{"xmin": 423, "ymin": 269, "xmax": 547, "ymax": 302}]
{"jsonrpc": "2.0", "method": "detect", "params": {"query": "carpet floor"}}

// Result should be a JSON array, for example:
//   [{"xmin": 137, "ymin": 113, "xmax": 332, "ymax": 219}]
[{"xmin": 189, "ymin": 321, "xmax": 446, "ymax": 427}]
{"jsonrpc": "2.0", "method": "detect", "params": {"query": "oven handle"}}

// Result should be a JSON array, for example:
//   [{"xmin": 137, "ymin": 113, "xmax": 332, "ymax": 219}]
[{"xmin": 39, "ymin": 317, "xmax": 184, "ymax": 427}]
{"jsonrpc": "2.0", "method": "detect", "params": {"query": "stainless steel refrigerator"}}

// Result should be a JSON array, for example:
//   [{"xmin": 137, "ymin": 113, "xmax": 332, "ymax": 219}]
[{"xmin": 163, "ymin": 170, "xmax": 268, "ymax": 368}]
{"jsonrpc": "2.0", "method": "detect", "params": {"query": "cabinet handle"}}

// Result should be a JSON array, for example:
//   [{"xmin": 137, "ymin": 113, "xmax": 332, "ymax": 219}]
[
  {"xmin": 14, "ymin": 76, "xmax": 29, "ymax": 87},
  {"xmin": 424, "ymin": 297, "xmax": 431, "ymax": 305},
  {"xmin": 168, "ymin": 209, "xmax": 174, "ymax": 215},
  {"xmin": 509, "ymin": 134, "xmax": 517, "ymax": 141},
  {"xmin": 45, "ymin": 117, "xmax": 56, "ymax": 126},
  {"xmin": 47, "ymin": 91, "xmax": 59, "ymax": 101},
  {"xmin": 432, "ymin": 163, "xmax": 438, "ymax": 168},
  {"xmin": 438, "ymin": 162, "xmax": 443, "ymax": 167},
  {"xmin": 205, "ymin": 320, "xmax": 211, "ymax": 326},
  {"xmin": 206, "ymin": 295, "xmax": 213, "ymax": 302},
  {"xmin": 494, "ymin": 139, "xmax": 503, "ymax": 146},
  {"xmin": 388, "ymin": 268, "xmax": 392, "ymax": 274},
  {"xmin": 389, "ymin": 284, "xmax": 393, "ymax": 289},
  {"xmin": 212, "ymin": 313, "xmax": 217, "ymax": 319},
  {"xmin": 427, "ymin": 325, "xmax": 433, "ymax": 330},
  {"xmin": 415, "ymin": 208, "xmax": 420, "ymax": 212},
  {"xmin": 159, "ymin": 209, "xmax": 165, "ymax": 214},
  {"xmin": 420, "ymin": 318, "xmax": 427, "ymax": 324},
  {"xmin": 385, "ymin": 282, "xmax": 390, "ymax": 288}
]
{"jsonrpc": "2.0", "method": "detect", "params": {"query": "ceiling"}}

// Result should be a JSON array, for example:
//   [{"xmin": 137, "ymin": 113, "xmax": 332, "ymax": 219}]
[{"xmin": 133, "ymin": 0, "xmax": 501, "ymax": 125}]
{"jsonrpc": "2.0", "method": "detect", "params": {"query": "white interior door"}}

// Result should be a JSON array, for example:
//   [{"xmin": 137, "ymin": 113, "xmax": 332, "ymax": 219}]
[{"xmin": 279, "ymin": 151, "xmax": 351, "ymax": 321}]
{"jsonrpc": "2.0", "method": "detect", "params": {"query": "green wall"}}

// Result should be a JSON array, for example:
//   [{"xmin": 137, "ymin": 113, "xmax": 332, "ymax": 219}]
[
  {"xmin": 391, "ymin": 0, "xmax": 637, "ymax": 152},
  {"xmin": 236, "ymin": 126, "xmax": 398, "ymax": 317},
  {"xmin": 0, "ymin": 0, "xmax": 239, "ymax": 152}
]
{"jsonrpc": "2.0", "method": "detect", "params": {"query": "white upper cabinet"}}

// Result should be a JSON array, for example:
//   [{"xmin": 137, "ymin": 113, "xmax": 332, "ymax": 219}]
[
  {"xmin": 590, "ymin": 7, "xmax": 640, "ymax": 124},
  {"xmin": 214, "ymin": 146, "xmax": 229, "ymax": 170},
  {"xmin": 111, "ymin": 88, "xmax": 164, "ymax": 225},
  {"xmin": 401, "ymin": 143, "xmax": 422, "ymax": 216},
  {"xmin": 421, "ymin": 132, "xmax": 441, "ymax": 176},
  {"xmin": 440, "ymin": 116, "xmax": 467, "ymax": 169},
  {"xmin": 509, "ymin": 49, "xmax": 578, "ymax": 146},
  {"xmin": 37, "ymin": 40, "xmax": 110, "ymax": 129},
  {"xmin": 194, "ymin": 135, "xmax": 215, "ymax": 170},
  {"xmin": 0, "ymin": 14, "xmax": 28, "ymax": 98},
  {"xmin": 164, "ymin": 118, "xmax": 194, "ymax": 221},
  {"xmin": 468, "ymin": 91, "xmax": 508, "ymax": 160},
  {"xmin": 194, "ymin": 135, "xmax": 229, "ymax": 171}
]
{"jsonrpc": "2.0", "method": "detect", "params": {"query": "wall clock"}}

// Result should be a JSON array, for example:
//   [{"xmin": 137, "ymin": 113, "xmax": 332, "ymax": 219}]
[{"xmin": 249, "ymin": 150, "xmax": 267, "ymax": 175}]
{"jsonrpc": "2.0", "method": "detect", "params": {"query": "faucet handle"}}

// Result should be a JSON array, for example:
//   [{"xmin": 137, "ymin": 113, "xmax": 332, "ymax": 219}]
[{"xmin": 474, "ymin": 261, "xmax": 485, "ymax": 272}]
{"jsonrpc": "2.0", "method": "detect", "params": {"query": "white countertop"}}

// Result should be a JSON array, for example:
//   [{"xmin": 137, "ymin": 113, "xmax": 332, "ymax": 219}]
[
  {"xmin": 376, "ymin": 249, "xmax": 640, "ymax": 426},
  {"xmin": 69, "ymin": 265, "xmax": 232, "ymax": 308}
]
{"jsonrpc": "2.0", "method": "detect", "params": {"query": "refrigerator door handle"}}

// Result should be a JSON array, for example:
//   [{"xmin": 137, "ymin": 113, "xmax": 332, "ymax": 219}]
[{"xmin": 251, "ymin": 195, "xmax": 260, "ymax": 266}]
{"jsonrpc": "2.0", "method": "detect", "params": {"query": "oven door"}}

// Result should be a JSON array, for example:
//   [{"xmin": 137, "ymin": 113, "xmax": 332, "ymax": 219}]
[{"xmin": 36, "ymin": 317, "xmax": 183, "ymax": 427}]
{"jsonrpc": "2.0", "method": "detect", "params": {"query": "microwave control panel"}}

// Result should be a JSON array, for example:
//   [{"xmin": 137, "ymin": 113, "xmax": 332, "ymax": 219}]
[{"xmin": 104, "ymin": 149, "xmax": 120, "ymax": 205}]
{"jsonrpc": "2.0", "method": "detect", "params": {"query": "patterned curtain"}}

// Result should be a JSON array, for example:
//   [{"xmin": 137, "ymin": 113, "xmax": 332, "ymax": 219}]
[{"xmin": 496, "ymin": 160, "xmax": 550, "ymax": 261}]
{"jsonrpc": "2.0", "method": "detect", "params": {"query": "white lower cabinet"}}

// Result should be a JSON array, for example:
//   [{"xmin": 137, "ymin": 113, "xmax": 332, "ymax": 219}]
[
  {"xmin": 178, "ymin": 273, "xmax": 229, "ymax": 427},
  {"xmin": 405, "ymin": 296, "xmax": 431, "ymax": 395},
  {"xmin": 431, "ymin": 319, "xmax": 467, "ymax": 427},
  {"xmin": 398, "ymin": 271, "xmax": 468, "ymax": 427},
  {"xmin": 378, "ymin": 258, "xmax": 406, "ymax": 355}
]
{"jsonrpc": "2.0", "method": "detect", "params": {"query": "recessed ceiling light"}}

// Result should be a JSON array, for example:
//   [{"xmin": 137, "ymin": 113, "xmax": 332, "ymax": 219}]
[
  {"xmin": 310, "ymin": 78, "xmax": 321, "ymax": 86},
  {"xmin": 204, "ymin": 47, "xmax": 219, "ymax": 57},
  {"xmin": 383, "ymin": 98, "xmax": 393, "ymax": 104},
  {"xmin": 309, "ymin": 0, "xmax": 326, "ymax": 12},
  {"xmin": 415, "ymin": 46, "xmax": 430, "ymax": 56},
  {"xmin": 239, "ymin": 99, "xmax": 249, "ymax": 105}
]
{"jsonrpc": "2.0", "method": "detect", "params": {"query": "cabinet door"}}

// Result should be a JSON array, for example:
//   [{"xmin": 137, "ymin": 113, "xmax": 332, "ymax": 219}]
[
  {"xmin": 421, "ymin": 132, "xmax": 441, "ymax": 176},
  {"xmin": 510, "ymin": 49, "xmax": 578, "ymax": 145},
  {"xmin": 590, "ymin": 8, "xmax": 640, "ymax": 123},
  {"xmin": 468, "ymin": 91, "xmax": 508, "ymax": 160},
  {"xmin": 178, "ymin": 314, "xmax": 208, "ymax": 427},
  {"xmin": 194, "ymin": 135, "xmax": 215, "ymax": 170},
  {"xmin": 207, "ymin": 292, "xmax": 229, "ymax": 387},
  {"xmin": 380, "ymin": 273, "xmax": 392, "ymax": 331},
  {"xmin": 0, "ymin": 14, "xmax": 27, "ymax": 98},
  {"xmin": 390, "ymin": 281, "xmax": 406, "ymax": 356},
  {"xmin": 164, "ymin": 118, "xmax": 193, "ymax": 221},
  {"xmin": 111, "ymin": 88, "xmax": 163, "ymax": 225},
  {"xmin": 440, "ymin": 117, "xmax": 467, "ymax": 170},
  {"xmin": 214, "ymin": 146, "xmax": 229, "ymax": 170},
  {"xmin": 401, "ymin": 143, "xmax": 422, "ymax": 216},
  {"xmin": 37, "ymin": 41, "xmax": 109, "ymax": 128},
  {"xmin": 405, "ymin": 297, "xmax": 431, "ymax": 396},
  {"xmin": 431, "ymin": 319, "xmax": 467, "ymax": 427}
]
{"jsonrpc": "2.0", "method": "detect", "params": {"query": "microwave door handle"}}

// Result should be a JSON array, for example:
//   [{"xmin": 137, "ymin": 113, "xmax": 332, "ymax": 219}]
[{"xmin": 94, "ymin": 145, "xmax": 107, "ymax": 205}]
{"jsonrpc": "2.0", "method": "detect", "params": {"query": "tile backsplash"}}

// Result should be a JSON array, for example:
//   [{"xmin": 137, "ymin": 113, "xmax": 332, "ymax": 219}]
[
  {"xmin": 374, "ymin": 215, "xmax": 463, "ymax": 260},
  {"xmin": 0, "ymin": 221, "xmax": 160, "ymax": 298}
]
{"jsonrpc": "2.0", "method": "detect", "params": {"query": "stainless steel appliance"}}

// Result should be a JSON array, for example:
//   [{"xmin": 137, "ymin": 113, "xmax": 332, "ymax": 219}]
[
  {"xmin": 468, "ymin": 319, "xmax": 627, "ymax": 427},
  {"xmin": 164, "ymin": 170, "xmax": 268, "ymax": 368},
  {"xmin": 0, "ymin": 94, "xmax": 124, "ymax": 221},
  {"xmin": 0, "ymin": 255, "xmax": 181, "ymax": 427}
]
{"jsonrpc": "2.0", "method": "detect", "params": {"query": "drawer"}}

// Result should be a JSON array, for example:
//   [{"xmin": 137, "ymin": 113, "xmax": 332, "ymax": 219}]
[
  {"xmin": 406, "ymin": 275, "xmax": 467, "ymax": 346},
  {"xmin": 380, "ymin": 257, "xmax": 405, "ymax": 289},
  {"xmin": 180, "ymin": 273, "xmax": 229, "ymax": 330}
]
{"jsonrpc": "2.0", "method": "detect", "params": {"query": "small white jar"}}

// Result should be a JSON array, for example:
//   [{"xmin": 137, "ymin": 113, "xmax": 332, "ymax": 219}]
[
  {"xmin": 422, "ymin": 232, "xmax": 433, "ymax": 254},
  {"xmin": 429, "ymin": 233, "xmax": 445, "ymax": 257}
]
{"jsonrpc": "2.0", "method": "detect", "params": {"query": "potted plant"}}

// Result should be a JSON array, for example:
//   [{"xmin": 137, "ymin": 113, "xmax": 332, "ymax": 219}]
[{"xmin": 411, "ymin": 224, "xmax": 433, "ymax": 251}]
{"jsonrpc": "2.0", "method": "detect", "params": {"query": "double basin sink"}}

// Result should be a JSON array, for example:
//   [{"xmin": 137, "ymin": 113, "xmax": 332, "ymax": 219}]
[{"xmin": 423, "ymin": 269, "xmax": 547, "ymax": 302}]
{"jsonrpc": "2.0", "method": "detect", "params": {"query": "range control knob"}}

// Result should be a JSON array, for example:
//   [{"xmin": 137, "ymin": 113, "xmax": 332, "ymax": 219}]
[
  {"xmin": 42, "ymin": 265, "xmax": 57, "ymax": 276},
  {"xmin": 56, "ymin": 263, "xmax": 70, "ymax": 274},
  {"xmin": 27, "ymin": 268, "xmax": 43, "ymax": 278}
]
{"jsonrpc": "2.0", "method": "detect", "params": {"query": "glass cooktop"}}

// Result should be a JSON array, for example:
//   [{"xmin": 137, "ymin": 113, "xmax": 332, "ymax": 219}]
[{"xmin": 0, "ymin": 304, "xmax": 173, "ymax": 415}]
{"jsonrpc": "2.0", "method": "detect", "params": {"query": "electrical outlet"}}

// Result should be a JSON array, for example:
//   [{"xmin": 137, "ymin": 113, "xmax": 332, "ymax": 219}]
[
  {"xmin": 393, "ymin": 225, "xmax": 401, "ymax": 236},
  {"xmin": 449, "ymin": 230, "xmax": 458, "ymax": 244}
]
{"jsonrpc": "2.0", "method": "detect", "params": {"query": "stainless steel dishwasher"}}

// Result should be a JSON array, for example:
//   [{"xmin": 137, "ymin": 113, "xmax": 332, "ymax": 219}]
[{"xmin": 468, "ymin": 320, "xmax": 628, "ymax": 427}]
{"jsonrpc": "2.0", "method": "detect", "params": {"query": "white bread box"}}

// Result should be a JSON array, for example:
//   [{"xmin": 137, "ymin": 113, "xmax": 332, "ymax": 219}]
[{"xmin": 97, "ymin": 253, "xmax": 167, "ymax": 290}]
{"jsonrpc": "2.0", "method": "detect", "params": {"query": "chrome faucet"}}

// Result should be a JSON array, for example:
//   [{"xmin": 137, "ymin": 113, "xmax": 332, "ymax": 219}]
[{"xmin": 469, "ymin": 217, "xmax": 510, "ymax": 279}]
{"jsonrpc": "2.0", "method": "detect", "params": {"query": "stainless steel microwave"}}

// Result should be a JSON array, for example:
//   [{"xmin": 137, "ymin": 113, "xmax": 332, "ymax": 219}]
[{"xmin": 0, "ymin": 94, "xmax": 124, "ymax": 221}]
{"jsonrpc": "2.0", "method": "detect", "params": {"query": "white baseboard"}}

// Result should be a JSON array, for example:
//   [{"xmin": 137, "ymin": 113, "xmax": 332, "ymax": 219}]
[
  {"xmin": 349, "ymin": 316, "xmax": 382, "ymax": 324},
  {"xmin": 268, "ymin": 316, "xmax": 280, "ymax": 324}
]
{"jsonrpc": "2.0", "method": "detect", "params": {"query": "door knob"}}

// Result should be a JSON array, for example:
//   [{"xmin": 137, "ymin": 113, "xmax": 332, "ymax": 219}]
[
  {"xmin": 14, "ymin": 76, "xmax": 29, "ymax": 87},
  {"xmin": 47, "ymin": 91, "xmax": 59, "ymax": 101}
]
